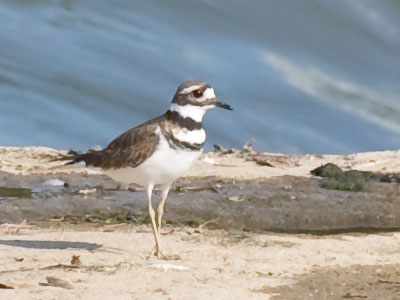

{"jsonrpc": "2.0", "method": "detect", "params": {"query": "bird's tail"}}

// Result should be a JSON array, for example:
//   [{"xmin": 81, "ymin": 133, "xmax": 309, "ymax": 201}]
[{"xmin": 64, "ymin": 151, "xmax": 102, "ymax": 167}]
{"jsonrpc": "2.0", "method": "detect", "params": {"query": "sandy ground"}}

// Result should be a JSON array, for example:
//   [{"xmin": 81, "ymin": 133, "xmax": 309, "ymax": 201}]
[
  {"xmin": 1, "ymin": 146, "xmax": 400, "ymax": 299},
  {"xmin": 1, "ymin": 224, "xmax": 400, "ymax": 300},
  {"xmin": 1, "ymin": 146, "xmax": 400, "ymax": 178}
]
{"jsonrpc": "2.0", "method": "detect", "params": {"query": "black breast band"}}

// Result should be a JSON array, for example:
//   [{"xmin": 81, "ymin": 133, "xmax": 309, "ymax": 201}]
[{"xmin": 165, "ymin": 110, "xmax": 202, "ymax": 131}]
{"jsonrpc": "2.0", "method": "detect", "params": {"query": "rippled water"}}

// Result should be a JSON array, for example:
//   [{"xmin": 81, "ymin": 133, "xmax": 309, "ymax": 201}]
[{"xmin": 1, "ymin": 0, "xmax": 400, "ymax": 154}]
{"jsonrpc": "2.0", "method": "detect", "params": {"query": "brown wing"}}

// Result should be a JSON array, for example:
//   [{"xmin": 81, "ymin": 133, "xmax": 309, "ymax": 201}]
[{"xmin": 69, "ymin": 117, "xmax": 161, "ymax": 169}]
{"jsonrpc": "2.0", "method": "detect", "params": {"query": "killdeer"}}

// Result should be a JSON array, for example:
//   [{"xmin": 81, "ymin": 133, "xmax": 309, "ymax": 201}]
[{"xmin": 68, "ymin": 81, "xmax": 232, "ymax": 257}]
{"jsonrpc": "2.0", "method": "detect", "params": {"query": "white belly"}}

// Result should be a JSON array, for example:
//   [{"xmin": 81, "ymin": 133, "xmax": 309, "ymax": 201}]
[{"xmin": 104, "ymin": 134, "xmax": 203, "ymax": 186}]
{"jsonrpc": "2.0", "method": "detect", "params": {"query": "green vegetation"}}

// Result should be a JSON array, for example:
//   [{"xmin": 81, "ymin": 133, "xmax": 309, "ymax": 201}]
[
  {"xmin": 0, "ymin": 187, "xmax": 32, "ymax": 198},
  {"xmin": 311, "ymin": 163, "xmax": 376, "ymax": 192}
]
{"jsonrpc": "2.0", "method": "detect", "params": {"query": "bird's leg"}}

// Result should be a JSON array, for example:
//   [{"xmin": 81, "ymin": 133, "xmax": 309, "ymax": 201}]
[
  {"xmin": 146, "ymin": 183, "xmax": 161, "ymax": 257},
  {"xmin": 157, "ymin": 183, "xmax": 171, "ymax": 236}
]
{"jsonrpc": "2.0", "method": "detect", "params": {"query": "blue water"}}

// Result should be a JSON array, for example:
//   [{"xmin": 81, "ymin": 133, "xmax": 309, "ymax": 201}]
[{"xmin": 1, "ymin": 0, "xmax": 400, "ymax": 154}]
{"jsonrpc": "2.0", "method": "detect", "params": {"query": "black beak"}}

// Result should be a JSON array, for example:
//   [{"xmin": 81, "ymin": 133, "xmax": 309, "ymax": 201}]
[{"xmin": 215, "ymin": 100, "xmax": 233, "ymax": 111}]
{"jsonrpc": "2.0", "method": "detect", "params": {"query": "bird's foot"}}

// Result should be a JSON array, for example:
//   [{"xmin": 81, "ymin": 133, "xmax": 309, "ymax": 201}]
[
  {"xmin": 146, "ymin": 246, "xmax": 163, "ymax": 260},
  {"xmin": 146, "ymin": 247, "xmax": 180, "ymax": 260}
]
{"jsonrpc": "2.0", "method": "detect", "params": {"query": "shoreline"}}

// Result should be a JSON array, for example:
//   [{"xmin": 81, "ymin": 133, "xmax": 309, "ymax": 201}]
[
  {"xmin": 0, "ymin": 146, "xmax": 400, "ymax": 299},
  {"xmin": 0, "ymin": 146, "xmax": 399, "ymax": 232},
  {"xmin": 1, "ymin": 146, "xmax": 400, "ymax": 178}
]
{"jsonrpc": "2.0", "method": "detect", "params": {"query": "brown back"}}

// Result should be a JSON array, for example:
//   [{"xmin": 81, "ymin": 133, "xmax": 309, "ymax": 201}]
[{"xmin": 70, "ymin": 117, "xmax": 161, "ymax": 169}]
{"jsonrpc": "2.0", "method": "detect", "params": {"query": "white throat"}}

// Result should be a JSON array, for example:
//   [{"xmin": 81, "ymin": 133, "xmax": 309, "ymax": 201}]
[{"xmin": 169, "ymin": 103, "xmax": 213, "ymax": 122}]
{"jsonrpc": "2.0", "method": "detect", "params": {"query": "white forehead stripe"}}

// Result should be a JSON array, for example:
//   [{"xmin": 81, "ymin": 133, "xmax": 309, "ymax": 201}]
[
  {"xmin": 179, "ymin": 85, "xmax": 203, "ymax": 94},
  {"xmin": 201, "ymin": 87, "xmax": 216, "ymax": 100}
]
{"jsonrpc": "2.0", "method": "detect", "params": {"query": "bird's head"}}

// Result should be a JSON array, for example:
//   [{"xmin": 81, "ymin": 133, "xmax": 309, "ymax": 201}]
[{"xmin": 169, "ymin": 81, "xmax": 232, "ymax": 122}]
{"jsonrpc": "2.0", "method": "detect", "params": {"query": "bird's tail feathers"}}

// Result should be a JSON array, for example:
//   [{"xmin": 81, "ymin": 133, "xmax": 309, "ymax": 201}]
[{"xmin": 64, "ymin": 150, "xmax": 102, "ymax": 167}]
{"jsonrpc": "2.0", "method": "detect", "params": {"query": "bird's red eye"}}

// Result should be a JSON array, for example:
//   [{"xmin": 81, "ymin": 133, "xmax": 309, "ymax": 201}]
[{"xmin": 192, "ymin": 89, "xmax": 203, "ymax": 98}]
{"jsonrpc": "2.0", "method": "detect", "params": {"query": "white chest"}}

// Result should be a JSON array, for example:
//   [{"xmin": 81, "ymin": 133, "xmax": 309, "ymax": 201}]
[
  {"xmin": 104, "ymin": 130, "xmax": 203, "ymax": 186},
  {"xmin": 171, "ymin": 127, "xmax": 206, "ymax": 145}
]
